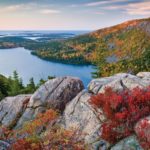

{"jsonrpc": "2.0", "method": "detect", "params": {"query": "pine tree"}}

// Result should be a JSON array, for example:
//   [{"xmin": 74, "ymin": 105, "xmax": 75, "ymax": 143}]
[
  {"xmin": 0, "ymin": 75, "xmax": 9, "ymax": 100},
  {"xmin": 9, "ymin": 71, "xmax": 21, "ymax": 95},
  {"xmin": 26, "ymin": 77, "xmax": 36, "ymax": 93}
]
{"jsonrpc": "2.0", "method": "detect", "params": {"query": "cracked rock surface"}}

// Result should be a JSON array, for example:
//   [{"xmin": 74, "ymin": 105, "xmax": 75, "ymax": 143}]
[
  {"xmin": 28, "ymin": 76, "xmax": 84, "ymax": 111},
  {"xmin": 0, "ymin": 95, "xmax": 31, "ymax": 128},
  {"xmin": 63, "ymin": 90, "xmax": 106, "ymax": 144},
  {"xmin": 88, "ymin": 72, "xmax": 150, "ymax": 94}
]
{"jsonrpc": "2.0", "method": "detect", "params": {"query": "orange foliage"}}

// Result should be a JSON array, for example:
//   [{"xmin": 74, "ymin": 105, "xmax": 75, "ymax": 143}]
[
  {"xmin": 11, "ymin": 138, "xmax": 42, "ymax": 150},
  {"xmin": 5, "ymin": 109, "xmax": 87, "ymax": 150},
  {"xmin": 19, "ymin": 109, "xmax": 58, "ymax": 135}
]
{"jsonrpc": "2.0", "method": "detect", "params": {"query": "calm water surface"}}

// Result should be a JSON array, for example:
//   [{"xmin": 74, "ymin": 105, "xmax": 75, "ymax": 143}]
[{"xmin": 0, "ymin": 47, "xmax": 94, "ymax": 87}]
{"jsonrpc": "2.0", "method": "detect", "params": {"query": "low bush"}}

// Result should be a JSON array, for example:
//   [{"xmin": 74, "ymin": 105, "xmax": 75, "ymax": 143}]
[
  {"xmin": 0, "ymin": 109, "xmax": 86, "ymax": 150},
  {"xmin": 90, "ymin": 87, "xmax": 150, "ymax": 148}
]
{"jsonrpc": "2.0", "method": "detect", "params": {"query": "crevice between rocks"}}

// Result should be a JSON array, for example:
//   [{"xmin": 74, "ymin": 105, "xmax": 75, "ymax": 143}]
[
  {"xmin": 9, "ymin": 97, "xmax": 30, "ymax": 130},
  {"xmin": 69, "ymin": 91, "xmax": 87, "ymax": 115},
  {"xmin": 43, "ymin": 77, "xmax": 66, "ymax": 105},
  {"xmin": 120, "ymin": 79, "xmax": 128, "ymax": 90},
  {"xmin": 0, "ymin": 112, "xmax": 8, "ymax": 126},
  {"xmin": 81, "ymin": 100, "xmax": 105, "ymax": 124}
]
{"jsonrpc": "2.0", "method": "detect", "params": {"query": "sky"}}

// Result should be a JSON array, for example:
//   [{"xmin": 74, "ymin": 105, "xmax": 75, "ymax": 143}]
[{"xmin": 0, "ymin": 0, "xmax": 150, "ymax": 30}]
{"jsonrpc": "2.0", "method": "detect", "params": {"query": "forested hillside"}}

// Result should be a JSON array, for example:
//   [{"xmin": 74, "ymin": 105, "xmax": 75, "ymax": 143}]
[
  {"xmin": 0, "ymin": 18, "xmax": 150, "ymax": 77},
  {"xmin": 33, "ymin": 18, "xmax": 150, "ymax": 76}
]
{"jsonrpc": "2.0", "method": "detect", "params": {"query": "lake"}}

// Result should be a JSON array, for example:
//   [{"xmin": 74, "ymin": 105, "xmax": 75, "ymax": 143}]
[{"xmin": 0, "ymin": 47, "xmax": 94, "ymax": 87}]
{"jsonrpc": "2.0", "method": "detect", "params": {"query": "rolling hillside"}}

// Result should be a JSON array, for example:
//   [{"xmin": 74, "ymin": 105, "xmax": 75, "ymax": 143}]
[{"xmin": 33, "ymin": 18, "xmax": 150, "ymax": 77}]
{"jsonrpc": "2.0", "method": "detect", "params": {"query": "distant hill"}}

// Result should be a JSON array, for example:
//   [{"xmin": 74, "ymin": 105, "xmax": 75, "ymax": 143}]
[
  {"xmin": 33, "ymin": 17, "xmax": 150, "ymax": 77},
  {"xmin": 0, "ymin": 18, "xmax": 150, "ymax": 76}
]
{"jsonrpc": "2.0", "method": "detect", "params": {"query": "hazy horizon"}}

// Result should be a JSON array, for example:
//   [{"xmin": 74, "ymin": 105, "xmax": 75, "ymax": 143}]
[{"xmin": 0, "ymin": 17, "xmax": 149, "ymax": 32}]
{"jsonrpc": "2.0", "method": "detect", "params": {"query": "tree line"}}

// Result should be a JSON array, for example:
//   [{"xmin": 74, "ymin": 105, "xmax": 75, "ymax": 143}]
[{"xmin": 0, "ymin": 71, "xmax": 54, "ymax": 101}]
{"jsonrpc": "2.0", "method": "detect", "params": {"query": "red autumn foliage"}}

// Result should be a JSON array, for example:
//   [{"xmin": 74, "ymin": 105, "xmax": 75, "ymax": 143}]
[
  {"xmin": 135, "ymin": 117, "xmax": 150, "ymax": 150},
  {"xmin": 11, "ymin": 127, "xmax": 86, "ymax": 150},
  {"xmin": 20, "ymin": 109, "xmax": 58, "ymax": 135},
  {"xmin": 11, "ymin": 138, "xmax": 42, "ymax": 150},
  {"xmin": 0, "ymin": 127, "xmax": 12, "ymax": 140},
  {"xmin": 4, "ymin": 109, "xmax": 87, "ymax": 150},
  {"xmin": 90, "ymin": 87, "xmax": 150, "ymax": 146},
  {"xmin": 41, "ymin": 126, "xmax": 86, "ymax": 150}
]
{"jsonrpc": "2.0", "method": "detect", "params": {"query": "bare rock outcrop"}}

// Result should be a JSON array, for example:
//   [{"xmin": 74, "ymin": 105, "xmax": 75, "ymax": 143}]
[
  {"xmin": 63, "ymin": 90, "xmax": 106, "ymax": 144},
  {"xmin": 88, "ymin": 72, "xmax": 150, "ymax": 94},
  {"xmin": 0, "ymin": 76, "xmax": 84, "ymax": 129},
  {"xmin": 16, "ymin": 76, "xmax": 84, "ymax": 128},
  {"xmin": 28, "ymin": 76, "xmax": 84, "ymax": 111},
  {"xmin": 0, "ymin": 95, "xmax": 31, "ymax": 128}
]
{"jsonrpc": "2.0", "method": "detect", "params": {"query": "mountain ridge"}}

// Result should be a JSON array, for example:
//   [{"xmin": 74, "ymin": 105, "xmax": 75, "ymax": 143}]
[{"xmin": 46, "ymin": 17, "xmax": 150, "ymax": 76}]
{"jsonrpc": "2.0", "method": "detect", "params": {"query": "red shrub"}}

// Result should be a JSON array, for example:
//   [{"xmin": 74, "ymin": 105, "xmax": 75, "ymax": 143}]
[
  {"xmin": 90, "ymin": 87, "xmax": 150, "ymax": 145},
  {"xmin": 135, "ymin": 117, "xmax": 150, "ymax": 150},
  {"xmin": 9, "ymin": 109, "xmax": 87, "ymax": 150},
  {"xmin": 11, "ymin": 138, "xmax": 42, "ymax": 150}
]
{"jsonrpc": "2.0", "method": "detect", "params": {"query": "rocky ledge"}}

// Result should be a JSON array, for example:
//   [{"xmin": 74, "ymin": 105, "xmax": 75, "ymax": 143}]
[{"xmin": 0, "ymin": 72, "xmax": 150, "ymax": 150}]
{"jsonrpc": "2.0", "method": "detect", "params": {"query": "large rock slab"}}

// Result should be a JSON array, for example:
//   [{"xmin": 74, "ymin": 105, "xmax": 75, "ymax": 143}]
[
  {"xmin": 28, "ymin": 76, "xmax": 84, "ymax": 111},
  {"xmin": 0, "ymin": 95, "xmax": 31, "ymax": 128},
  {"xmin": 88, "ymin": 73, "xmax": 150, "ymax": 94},
  {"xmin": 16, "ymin": 76, "xmax": 84, "ymax": 128},
  {"xmin": 110, "ymin": 135, "xmax": 143, "ymax": 150},
  {"xmin": 62, "ymin": 90, "xmax": 106, "ymax": 144}
]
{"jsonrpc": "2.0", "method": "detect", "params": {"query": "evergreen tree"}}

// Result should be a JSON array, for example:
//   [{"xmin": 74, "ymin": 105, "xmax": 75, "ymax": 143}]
[
  {"xmin": 0, "ymin": 75, "xmax": 9, "ymax": 100},
  {"xmin": 9, "ymin": 71, "xmax": 21, "ymax": 95},
  {"xmin": 13, "ymin": 70, "xmax": 19, "ymax": 82},
  {"xmin": 0, "ymin": 71, "xmax": 53, "ymax": 100},
  {"xmin": 26, "ymin": 77, "xmax": 36, "ymax": 93},
  {"xmin": 19, "ymin": 78, "xmax": 24, "ymax": 89}
]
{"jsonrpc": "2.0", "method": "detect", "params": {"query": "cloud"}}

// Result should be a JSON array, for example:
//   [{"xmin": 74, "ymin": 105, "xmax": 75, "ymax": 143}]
[
  {"xmin": 0, "ymin": 3, "xmax": 40, "ymax": 13},
  {"xmin": 102, "ymin": 5, "xmax": 124, "ymax": 10},
  {"xmin": 0, "ymin": 4, "xmax": 27, "ymax": 12},
  {"xmin": 39, "ymin": 9, "xmax": 60, "ymax": 14},
  {"xmin": 3, "ymin": 5, "xmax": 23, "ymax": 11},
  {"xmin": 98, "ymin": 0, "xmax": 150, "ymax": 15},
  {"xmin": 94, "ymin": 11, "xmax": 104, "ymax": 15},
  {"xmin": 126, "ymin": 1, "xmax": 150, "ymax": 15},
  {"xmin": 0, "ymin": 3, "xmax": 61, "ymax": 15},
  {"xmin": 84, "ymin": 0, "xmax": 127, "ymax": 7},
  {"xmin": 68, "ymin": 0, "xmax": 128, "ymax": 8},
  {"xmin": 85, "ymin": 1, "xmax": 109, "ymax": 7},
  {"xmin": 69, "ymin": 4, "xmax": 79, "ymax": 8}
]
